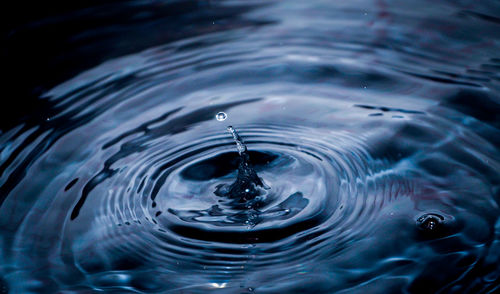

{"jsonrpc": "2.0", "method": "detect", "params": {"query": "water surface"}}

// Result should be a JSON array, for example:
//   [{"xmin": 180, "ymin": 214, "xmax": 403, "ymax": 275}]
[{"xmin": 1, "ymin": 0, "xmax": 500, "ymax": 293}]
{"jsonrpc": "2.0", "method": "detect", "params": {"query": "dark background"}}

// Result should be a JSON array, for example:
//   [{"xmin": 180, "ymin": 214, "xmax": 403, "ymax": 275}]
[{"xmin": 2, "ymin": 0, "xmax": 264, "ymax": 131}]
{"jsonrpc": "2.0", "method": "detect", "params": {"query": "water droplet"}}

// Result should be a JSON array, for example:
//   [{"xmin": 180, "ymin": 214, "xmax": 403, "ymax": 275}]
[{"xmin": 216, "ymin": 112, "xmax": 227, "ymax": 121}]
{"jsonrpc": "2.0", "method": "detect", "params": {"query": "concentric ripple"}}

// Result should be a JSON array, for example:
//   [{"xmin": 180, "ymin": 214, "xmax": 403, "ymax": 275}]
[
  {"xmin": 68, "ymin": 113, "xmax": 417, "ymax": 291},
  {"xmin": 2, "ymin": 0, "xmax": 500, "ymax": 293}
]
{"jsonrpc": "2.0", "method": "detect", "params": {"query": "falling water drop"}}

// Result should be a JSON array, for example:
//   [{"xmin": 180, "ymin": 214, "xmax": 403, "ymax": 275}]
[{"xmin": 216, "ymin": 112, "xmax": 227, "ymax": 121}]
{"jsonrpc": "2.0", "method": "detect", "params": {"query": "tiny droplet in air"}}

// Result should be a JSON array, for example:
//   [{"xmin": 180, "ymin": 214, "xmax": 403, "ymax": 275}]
[{"xmin": 216, "ymin": 112, "xmax": 227, "ymax": 121}]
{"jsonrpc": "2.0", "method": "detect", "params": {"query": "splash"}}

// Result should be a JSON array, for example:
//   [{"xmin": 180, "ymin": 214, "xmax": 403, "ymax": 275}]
[{"xmin": 214, "ymin": 126, "xmax": 268, "ymax": 202}]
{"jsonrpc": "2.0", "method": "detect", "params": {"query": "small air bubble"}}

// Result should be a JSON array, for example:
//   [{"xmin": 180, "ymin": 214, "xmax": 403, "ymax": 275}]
[
  {"xmin": 417, "ymin": 213, "xmax": 445, "ymax": 233},
  {"xmin": 216, "ymin": 112, "xmax": 227, "ymax": 121}
]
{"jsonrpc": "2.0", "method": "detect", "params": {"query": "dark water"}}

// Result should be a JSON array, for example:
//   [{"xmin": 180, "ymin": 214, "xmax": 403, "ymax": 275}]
[{"xmin": 2, "ymin": 0, "xmax": 500, "ymax": 293}]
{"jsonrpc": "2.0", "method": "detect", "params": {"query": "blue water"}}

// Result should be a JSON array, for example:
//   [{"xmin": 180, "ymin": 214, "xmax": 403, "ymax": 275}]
[{"xmin": 1, "ymin": 0, "xmax": 500, "ymax": 293}]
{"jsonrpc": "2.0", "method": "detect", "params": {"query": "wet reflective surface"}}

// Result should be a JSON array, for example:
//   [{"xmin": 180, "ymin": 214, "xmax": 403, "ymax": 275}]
[{"xmin": 1, "ymin": 0, "xmax": 500, "ymax": 293}]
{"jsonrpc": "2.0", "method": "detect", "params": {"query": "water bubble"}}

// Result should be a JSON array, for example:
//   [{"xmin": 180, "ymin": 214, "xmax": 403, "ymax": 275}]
[
  {"xmin": 417, "ymin": 213, "xmax": 445, "ymax": 234},
  {"xmin": 216, "ymin": 112, "xmax": 227, "ymax": 121}
]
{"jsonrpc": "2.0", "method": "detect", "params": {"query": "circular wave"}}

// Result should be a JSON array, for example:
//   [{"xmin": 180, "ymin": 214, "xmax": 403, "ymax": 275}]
[{"xmin": 68, "ymin": 117, "xmax": 417, "ymax": 291}]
